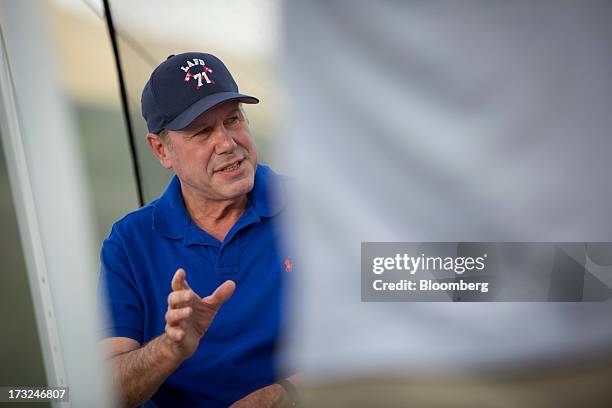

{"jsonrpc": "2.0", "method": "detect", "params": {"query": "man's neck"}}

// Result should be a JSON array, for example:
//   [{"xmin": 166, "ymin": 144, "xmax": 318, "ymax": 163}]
[{"xmin": 180, "ymin": 185, "xmax": 248, "ymax": 243}]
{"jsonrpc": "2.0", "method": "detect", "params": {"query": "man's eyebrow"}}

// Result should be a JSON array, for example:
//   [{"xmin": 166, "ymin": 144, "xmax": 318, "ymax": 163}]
[
  {"xmin": 181, "ymin": 123, "xmax": 208, "ymax": 138},
  {"xmin": 187, "ymin": 120, "xmax": 213, "ymax": 132},
  {"xmin": 226, "ymin": 108, "xmax": 241, "ymax": 116},
  {"xmin": 185, "ymin": 108, "xmax": 241, "ymax": 133}
]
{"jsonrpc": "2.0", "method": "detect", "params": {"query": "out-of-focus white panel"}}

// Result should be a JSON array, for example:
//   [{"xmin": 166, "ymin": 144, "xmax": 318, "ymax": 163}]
[
  {"xmin": 0, "ymin": 1, "xmax": 115, "ymax": 406},
  {"xmin": 281, "ymin": 0, "xmax": 612, "ymax": 380}
]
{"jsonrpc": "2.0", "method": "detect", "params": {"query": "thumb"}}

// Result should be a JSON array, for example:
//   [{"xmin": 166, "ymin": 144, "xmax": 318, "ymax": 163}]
[{"xmin": 202, "ymin": 280, "xmax": 236, "ymax": 311}]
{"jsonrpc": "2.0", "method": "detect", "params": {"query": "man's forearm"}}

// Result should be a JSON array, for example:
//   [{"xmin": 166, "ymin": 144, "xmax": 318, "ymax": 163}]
[{"xmin": 110, "ymin": 334, "xmax": 183, "ymax": 408}]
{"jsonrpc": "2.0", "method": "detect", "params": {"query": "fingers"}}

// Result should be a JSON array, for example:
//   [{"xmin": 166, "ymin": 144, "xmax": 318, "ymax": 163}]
[
  {"xmin": 165, "ymin": 306, "xmax": 192, "ymax": 327},
  {"xmin": 165, "ymin": 324, "xmax": 185, "ymax": 342},
  {"xmin": 167, "ymin": 289, "xmax": 194, "ymax": 309},
  {"xmin": 171, "ymin": 268, "xmax": 185, "ymax": 292},
  {"xmin": 171, "ymin": 268, "xmax": 191, "ymax": 292},
  {"xmin": 202, "ymin": 280, "xmax": 236, "ymax": 311}
]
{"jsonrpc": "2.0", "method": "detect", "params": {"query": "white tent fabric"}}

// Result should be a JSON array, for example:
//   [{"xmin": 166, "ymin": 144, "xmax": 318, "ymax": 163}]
[
  {"xmin": 0, "ymin": 1, "xmax": 115, "ymax": 405},
  {"xmin": 282, "ymin": 0, "xmax": 612, "ymax": 378}
]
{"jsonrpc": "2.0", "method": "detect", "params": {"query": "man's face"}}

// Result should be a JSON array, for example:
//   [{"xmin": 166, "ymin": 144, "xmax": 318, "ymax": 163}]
[{"xmin": 159, "ymin": 100, "xmax": 258, "ymax": 201}]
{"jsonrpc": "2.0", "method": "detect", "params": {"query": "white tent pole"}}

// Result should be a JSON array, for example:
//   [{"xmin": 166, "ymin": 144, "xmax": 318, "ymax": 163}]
[{"xmin": 0, "ymin": 1, "xmax": 115, "ymax": 406}]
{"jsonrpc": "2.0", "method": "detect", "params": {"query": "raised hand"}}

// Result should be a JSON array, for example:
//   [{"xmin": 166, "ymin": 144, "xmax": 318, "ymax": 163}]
[{"xmin": 164, "ymin": 268, "xmax": 235, "ymax": 359}]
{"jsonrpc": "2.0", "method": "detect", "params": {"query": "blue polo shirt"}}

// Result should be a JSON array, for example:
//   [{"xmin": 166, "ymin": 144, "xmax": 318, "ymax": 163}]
[{"xmin": 97, "ymin": 164, "xmax": 291, "ymax": 407}]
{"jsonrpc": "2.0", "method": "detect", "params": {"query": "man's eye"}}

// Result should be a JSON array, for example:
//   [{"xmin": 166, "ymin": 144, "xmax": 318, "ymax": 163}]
[
  {"xmin": 224, "ymin": 116, "xmax": 239, "ymax": 126},
  {"xmin": 194, "ymin": 128, "xmax": 212, "ymax": 137}
]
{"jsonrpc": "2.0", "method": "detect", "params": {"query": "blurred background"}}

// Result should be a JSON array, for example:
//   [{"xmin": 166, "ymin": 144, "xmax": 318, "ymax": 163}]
[{"xmin": 2, "ymin": 1, "xmax": 612, "ymax": 407}]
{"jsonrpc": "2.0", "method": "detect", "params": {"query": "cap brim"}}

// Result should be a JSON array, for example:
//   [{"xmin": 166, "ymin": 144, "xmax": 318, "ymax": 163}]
[{"xmin": 165, "ymin": 92, "xmax": 259, "ymax": 131}]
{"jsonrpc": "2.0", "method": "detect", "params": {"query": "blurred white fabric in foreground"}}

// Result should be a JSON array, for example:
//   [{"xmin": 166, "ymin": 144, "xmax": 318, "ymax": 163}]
[{"xmin": 280, "ymin": 0, "xmax": 612, "ymax": 379}]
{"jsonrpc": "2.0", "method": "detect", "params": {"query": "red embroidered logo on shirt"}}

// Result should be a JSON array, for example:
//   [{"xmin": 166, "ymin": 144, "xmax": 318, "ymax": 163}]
[{"xmin": 284, "ymin": 257, "xmax": 293, "ymax": 273}]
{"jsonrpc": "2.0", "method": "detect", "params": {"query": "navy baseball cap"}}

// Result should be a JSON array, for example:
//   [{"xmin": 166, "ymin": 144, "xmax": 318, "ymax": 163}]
[{"xmin": 141, "ymin": 52, "xmax": 259, "ymax": 134}]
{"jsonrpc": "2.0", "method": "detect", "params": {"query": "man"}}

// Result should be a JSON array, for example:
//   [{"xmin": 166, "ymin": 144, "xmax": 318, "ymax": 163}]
[{"xmin": 97, "ymin": 52, "xmax": 298, "ymax": 408}]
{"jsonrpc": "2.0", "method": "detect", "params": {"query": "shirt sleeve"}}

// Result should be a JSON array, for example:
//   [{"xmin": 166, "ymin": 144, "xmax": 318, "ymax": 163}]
[{"xmin": 97, "ymin": 225, "xmax": 144, "ymax": 344}]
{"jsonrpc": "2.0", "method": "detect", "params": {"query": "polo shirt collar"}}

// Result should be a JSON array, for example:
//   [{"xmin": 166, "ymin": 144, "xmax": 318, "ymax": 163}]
[
  {"xmin": 249, "ymin": 163, "xmax": 287, "ymax": 218},
  {"xmin": 152, "ymin": 164, "xmax": 286, "ymax": 241},
  {"xmin": 151, "ymin": 175, "xmax": 188, "ymax": 240}
]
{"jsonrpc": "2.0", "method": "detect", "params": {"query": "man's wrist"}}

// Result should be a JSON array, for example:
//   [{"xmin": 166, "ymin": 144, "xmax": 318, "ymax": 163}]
[{"xmin": 158, "ymin": 333, "xmax": 187, "ymax": 364}]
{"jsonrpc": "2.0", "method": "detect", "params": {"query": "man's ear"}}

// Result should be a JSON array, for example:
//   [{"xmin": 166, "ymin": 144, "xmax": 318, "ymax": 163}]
[{"xmin": 146, "ymin": 133, "xmax": 172, "ymax": 169}]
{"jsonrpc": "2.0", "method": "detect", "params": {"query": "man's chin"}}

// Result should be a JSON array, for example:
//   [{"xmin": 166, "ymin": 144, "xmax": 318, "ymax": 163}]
[{"xmin": 216, "ymin": 179, "xmax": 254, "ymax": 200}]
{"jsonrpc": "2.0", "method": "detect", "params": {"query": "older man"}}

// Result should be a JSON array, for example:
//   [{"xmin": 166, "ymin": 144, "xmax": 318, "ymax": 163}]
[{"xmin": 97, "ymin": 52, "xmax": 297, "ymax": 408}]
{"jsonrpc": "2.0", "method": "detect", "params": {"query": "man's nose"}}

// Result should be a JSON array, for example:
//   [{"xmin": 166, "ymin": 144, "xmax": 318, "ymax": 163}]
[{"xmin": 213, "ymin": 124, "xmax": 237, "ymax": 154}]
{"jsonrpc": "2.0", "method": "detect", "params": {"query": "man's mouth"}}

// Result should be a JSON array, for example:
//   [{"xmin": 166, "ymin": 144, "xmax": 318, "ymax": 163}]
[{"xmin": 216, "ymin": 159, "xmax": 243, "ymax": 173}]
